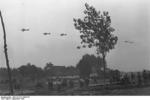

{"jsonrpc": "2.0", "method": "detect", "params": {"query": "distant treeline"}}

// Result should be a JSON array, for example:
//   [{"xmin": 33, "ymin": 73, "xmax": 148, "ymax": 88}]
[
  {"xmin": 0, "ymin": 54, "xmax": 150, "ymax": 86},
  {"xmin": 0, "ymin": 54, "xmax": 111, "ymax": 81},
  {"xmin": 0, "ymin": 63, "xmax": 78, "ymax": 81}
]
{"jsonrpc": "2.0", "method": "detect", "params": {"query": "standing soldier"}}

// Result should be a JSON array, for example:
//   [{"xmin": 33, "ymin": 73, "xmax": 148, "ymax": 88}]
[
  {"xmin": 69, "ymin": 79, "xmax": 74, "ymax": 88},
  {"xmin": 131, "ymin": 72, "xmax": 135, "ymax": 85},
  {"xmin": 85, "ymin": 78, "xmax": 89, "ymax": 87},
  {"xmin": 137, "ymin": 72, "xmax": 142, "ymax": 87},
  {"xmin": 79, "ymin": 79, "xmax": 84, "ymax": 88},
  {"xmin": 48, "ymin": 79, "xmax": 53, "ymax": 90}
]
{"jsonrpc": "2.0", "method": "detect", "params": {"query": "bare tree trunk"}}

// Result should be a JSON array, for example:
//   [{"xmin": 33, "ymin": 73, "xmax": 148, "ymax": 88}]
[
  {"xmin": 102, "ymin": 53, "xmax": 106, "ymax": 88},
  {"xmin": 0, "ymin": 11, "xmax": 14, "ymax": 95}
]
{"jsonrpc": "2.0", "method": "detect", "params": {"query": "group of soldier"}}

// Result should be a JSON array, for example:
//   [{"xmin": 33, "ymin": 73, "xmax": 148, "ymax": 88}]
[
  {"xmin": 46, "ymin": 78, "xmax": 91, "ymax": 91},
  {"xmin": 4, "ymin": 70, "xmax": 150, "ymax": 92},
  {"xmin": 113, "ymin": 71, "xmax": 150, "ymax": 87},
  {"xmin": 46, "ymin": 78, "xmax": 75, "ymax": 91}
]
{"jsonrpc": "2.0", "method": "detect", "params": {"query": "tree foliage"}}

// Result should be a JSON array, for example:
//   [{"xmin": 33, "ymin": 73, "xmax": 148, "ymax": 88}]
[
  {"xmin": 73, "ymin": 3, "xmax": 118, "ymax": 55},
  {"xmin": 76, "ymin": 54, "xmax": 103, "ymax": 79},
  {"xmin": 110, "ymin": 69, "xmax": 121, "ymax": 82},
  {"xmin": 44, "ymin": 62, "xmax": 54, "ymax": 71},
  {"xmin": 18, "ymin": 63, "xmax": 43, "ymax": 81}
]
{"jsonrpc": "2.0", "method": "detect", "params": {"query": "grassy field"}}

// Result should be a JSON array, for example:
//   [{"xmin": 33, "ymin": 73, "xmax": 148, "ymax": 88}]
[
  {"xmin": 18, "ymin": 85, "xmax": 150, "ymax": 95},
  {"xmin": 1, "ymin": 86, "xmax": 150, "ymax": 95},
  {"xmin": 1, "ymin": 80, "xmax": 150, "ymax": 95}
]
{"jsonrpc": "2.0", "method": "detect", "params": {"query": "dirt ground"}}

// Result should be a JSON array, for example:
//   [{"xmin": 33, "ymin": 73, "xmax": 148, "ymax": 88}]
[
  {"xmin": 1, "ymin": 85, "xmax": 150, "ymax": 95},
  {"xmin": 107, "ymin": 86, "xmax": 150, "ymax": 95},
  {"xmin": 22, "ymin": 85, "xmax": 150, "ymax": 95}
]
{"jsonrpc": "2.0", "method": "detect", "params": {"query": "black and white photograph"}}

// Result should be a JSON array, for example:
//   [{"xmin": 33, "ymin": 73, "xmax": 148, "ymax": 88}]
[{"xmin": 0, "ymin": 0, "xmax": 150, "ymax": 96}]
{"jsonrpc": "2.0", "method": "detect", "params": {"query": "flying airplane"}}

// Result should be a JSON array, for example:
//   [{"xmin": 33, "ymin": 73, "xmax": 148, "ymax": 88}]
[
  {"xmin": 124, "ymin": 40, "xmax": 134, "ymax": 44},
  {"xmin": 60, "ymin": 33, "xmax": 67, "ymax": 36},
  {"xmin": 43, "ymin": 32, "xmax": 51, "ymax": 35},
  {"xmin": 77, "ymin": 46, "xmax": 81, "ymax": 49},
  {"xmin": 21, "ymin": 28, "xmax": 30, "ymax": 32},
  {"xmin": 82, "ymin": 45, "xmax": 86, "ymax": 48}
]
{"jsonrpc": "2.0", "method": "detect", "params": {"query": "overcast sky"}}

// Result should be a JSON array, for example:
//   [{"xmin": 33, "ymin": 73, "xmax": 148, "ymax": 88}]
[{"xmin": 0, "ymin": 0, "xmax": 149, "ymax": 71}]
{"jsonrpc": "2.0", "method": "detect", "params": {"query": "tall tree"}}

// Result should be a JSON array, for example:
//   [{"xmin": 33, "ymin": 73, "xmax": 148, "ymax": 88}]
[
  {"xmin": 73, "ymin": 3, "xmax": 118, "ymax": 86},
  {"xmin": 0, "ymin": 11, "xmax": 13, "ymax": 94}
]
